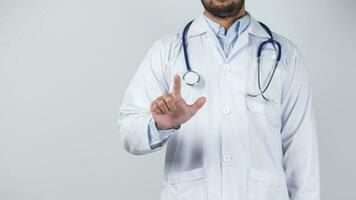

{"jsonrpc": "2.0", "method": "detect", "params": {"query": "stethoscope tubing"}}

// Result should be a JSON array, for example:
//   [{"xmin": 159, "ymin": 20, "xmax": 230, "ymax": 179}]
[
  {"xmin": 182, "ymin": 20, "xmax": 194, "ymax": 72},
  {"xmin": 182, "ymin": 19, "xmax": 282, "ymax": 102}
]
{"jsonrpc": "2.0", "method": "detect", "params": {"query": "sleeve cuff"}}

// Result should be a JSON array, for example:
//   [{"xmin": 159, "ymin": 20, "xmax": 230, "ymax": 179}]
[{"xmin": 147, "ymin": 118, "xmax": 178, "ymax": 150}]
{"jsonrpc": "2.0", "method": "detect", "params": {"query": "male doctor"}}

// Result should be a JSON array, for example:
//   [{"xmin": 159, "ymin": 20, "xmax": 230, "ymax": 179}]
[{"xmin": 118, "ymin": 0, "xmax": 320, "ymax": 199}]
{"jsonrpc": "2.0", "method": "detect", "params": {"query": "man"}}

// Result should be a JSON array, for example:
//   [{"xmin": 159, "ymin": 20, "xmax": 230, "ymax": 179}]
[{"xmin": 118, "ymin": 0, "xmax": 320, "ymax": 199}]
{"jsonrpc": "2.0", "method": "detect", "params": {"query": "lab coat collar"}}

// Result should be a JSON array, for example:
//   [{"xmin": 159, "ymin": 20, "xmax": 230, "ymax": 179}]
[
  {"xmin": 247, "ymin": 15, "xmax": 271, "ymax": 39},
  {"xmin": 186, "ymin": 12, "xmax": 210, "ymax": 38},
  {"xmin": 187, "ymin": 11, "xmax": 271, "ymax": 39}
]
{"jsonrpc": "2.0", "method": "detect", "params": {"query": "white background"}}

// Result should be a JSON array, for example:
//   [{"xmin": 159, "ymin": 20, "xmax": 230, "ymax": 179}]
[{"xmin": 0, "ymin": 0, "xmax": 355, "ymax": 199}]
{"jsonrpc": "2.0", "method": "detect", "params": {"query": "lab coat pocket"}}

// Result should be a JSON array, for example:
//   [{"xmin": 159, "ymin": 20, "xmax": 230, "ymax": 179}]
[
  {"xmin": 161, "ymin": 168, "xmax": 207, "ymax": 200},
  {"xmin": 245, "ymin": 96, "xmax": 281, "ymax": 128},
  {"xmin": 246, "ymin": 169, "xmax": 289, "ymax": 200}
]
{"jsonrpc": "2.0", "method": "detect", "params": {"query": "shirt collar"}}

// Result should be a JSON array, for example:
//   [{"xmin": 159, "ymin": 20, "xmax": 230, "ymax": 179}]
[
  {"xmin": 187, "ymin": 11, "xmax": 270, "ymax": 39},
  {"xmin": 204, "ymin": 14, "xmax": 250, "ymax": 37}
]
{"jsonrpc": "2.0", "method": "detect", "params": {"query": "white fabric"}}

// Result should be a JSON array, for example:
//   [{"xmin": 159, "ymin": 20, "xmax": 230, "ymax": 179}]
[{"xmin": 118, "ymin": 12, "xmax": 320, "ymax": 200}]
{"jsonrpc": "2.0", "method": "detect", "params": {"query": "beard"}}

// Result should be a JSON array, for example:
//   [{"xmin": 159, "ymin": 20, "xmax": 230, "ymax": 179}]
[{"xmin": 201, "ymin": 0, "xmax": 245, "ymax": 18}]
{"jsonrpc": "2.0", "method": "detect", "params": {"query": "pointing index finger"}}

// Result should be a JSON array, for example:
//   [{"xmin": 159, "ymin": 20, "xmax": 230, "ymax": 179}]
[{"xmin": 173, "ymin": 74, "xmax": 181, "ymax": 99}]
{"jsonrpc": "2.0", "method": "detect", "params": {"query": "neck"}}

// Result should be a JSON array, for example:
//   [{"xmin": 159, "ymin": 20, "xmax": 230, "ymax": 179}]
[{"xmin": 204, "ymin": 6, "xmax": 246, "ymax": 31}]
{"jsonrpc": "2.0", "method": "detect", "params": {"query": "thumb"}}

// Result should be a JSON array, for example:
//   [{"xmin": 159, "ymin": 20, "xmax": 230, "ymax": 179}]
[{"xmin": 189, "ymin": 96, "xmax": 206, "ymax": 116}]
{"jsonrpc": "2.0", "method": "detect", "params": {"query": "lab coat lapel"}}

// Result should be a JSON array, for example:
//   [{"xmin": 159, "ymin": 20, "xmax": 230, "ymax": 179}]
[
  {"xmin": 226, "ymin": 30, "xmax": 249, "ymax": 62},
  {"xmin": 206, "ymin": 30, "xmax": 227, "ymax": 61},
  {"xmin": 186, "ymin": 13, "xmax": 210, "ymax": 37},
  {"xmin": 227, "ymin": 16, "xmax": 270, "ymax": 61},
  {"xmin": 248, "ymin": 16, "xmax": 271, "ymax": 39},
  {"xmin": 188, "ymin": 12, "xmax": 228, "ymax": 61}
]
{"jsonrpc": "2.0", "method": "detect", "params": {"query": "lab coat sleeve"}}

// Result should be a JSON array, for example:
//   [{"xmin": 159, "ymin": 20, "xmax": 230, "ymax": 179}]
[
  {"xmin": 118, "ymin": 40, "xmax": 175, "ymax": 155},
  {"xmin": 280, "ymin": 46, "xmax": 320, "ymax": 200}
]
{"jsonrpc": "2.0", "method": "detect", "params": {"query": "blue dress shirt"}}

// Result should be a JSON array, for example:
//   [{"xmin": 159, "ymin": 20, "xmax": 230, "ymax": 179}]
[{"xmin": 205, "ymin": 14, "xmax": 250, "ymax": 56}]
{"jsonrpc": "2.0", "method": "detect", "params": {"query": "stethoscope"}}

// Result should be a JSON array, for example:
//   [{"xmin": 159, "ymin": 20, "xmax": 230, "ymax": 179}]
[{"xmin": 182, "ymin": 20, "xmax": 282, "ymax": 102}]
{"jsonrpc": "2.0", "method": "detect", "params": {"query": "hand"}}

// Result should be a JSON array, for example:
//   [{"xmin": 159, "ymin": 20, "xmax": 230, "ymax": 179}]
[{"xmin": 150, "ymin": 74, "xmax": 206, "ymax": 130}]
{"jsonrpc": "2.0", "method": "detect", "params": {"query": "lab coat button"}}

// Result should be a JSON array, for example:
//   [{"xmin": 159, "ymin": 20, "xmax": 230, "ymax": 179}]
[
  {"xmin": 223, "ymin": 106, "xmax": 231, "ymax": 114},
  {"xmin": 223, "ymin": 64, "xmax": 231, "ymax": 71},
  {"xmin": 223, "ymin": 154, "xmax": 231, "ymax": 162}
]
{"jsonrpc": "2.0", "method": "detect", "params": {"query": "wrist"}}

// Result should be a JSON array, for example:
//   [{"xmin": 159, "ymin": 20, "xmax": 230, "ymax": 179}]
[{"xmin": 155, "ymin": 122, "xmax": 181, "ymax": 130}]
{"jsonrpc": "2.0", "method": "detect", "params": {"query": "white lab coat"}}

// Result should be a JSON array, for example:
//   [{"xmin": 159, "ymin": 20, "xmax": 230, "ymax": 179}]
[{"xmin": 118, "ymin": 12, "xmax": 320, "ymax": 200}]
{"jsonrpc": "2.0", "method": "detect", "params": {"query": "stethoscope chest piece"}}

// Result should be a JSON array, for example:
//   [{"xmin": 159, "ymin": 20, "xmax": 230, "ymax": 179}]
[{"xmin": 183, "ymin": 70, "xmax": 200, "ymax": 86}]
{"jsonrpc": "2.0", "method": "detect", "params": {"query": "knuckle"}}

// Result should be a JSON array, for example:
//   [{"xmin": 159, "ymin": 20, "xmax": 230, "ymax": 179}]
[
  {"xmin": 166, "ymin": 97, "xmax": 173, "ymax": 104},
  {"xmin": 151, "ymin": 102, "xmax": 156, "ymax": 109},
  {"xmin": 164, "ymin": 94, "xmax": 173, "ymax": 101},
  {"xmin": 160, "ymin": 93, "xmax": 168, "ymax": 99},
  {"xmin": 157, "ymin": 101, "xmax": 164, "ymax": 107},
  {"xmin": 153, "ymin": 99, "xmax": 160, "ymax": 105}
]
